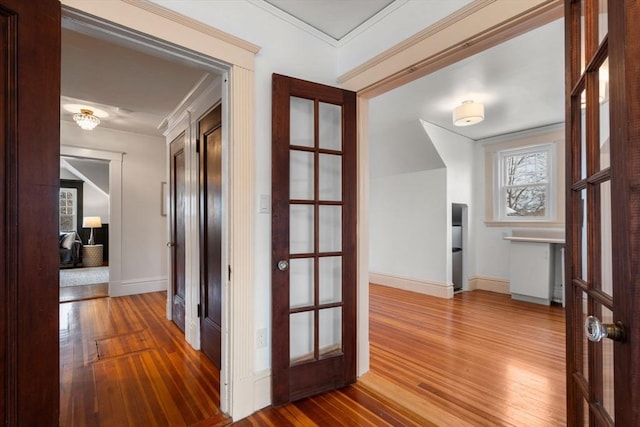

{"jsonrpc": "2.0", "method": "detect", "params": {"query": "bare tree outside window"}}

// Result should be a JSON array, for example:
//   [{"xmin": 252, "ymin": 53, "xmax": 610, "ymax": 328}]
[{"xmin": 502, "ymin": 149, "xmax": 549, "ymax": 217}]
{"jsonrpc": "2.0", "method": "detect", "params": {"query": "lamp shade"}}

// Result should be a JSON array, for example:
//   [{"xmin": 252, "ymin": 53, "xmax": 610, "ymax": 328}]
[
  {"xmin": 453, "ymin": 100, "xmax": 485, "ymax": 126},
  {"xmin": 83, "ymin": 216, "xmax": 102, "ymax": 228}
]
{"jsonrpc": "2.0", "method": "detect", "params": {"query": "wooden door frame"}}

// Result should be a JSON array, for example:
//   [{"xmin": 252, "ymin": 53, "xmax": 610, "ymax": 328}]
[{"xmin": 60, "ymin": 2, "xmax": 258, "ymax": 420}]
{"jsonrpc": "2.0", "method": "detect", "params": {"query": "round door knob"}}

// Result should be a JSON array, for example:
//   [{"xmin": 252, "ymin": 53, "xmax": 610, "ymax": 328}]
[
  {"xmin": 167, "ymin": 242, "xmax": 175, "ymax": 247},
  {"xmin": 277, "ymin": 260, "xmax": 289, "ymax": 271},
  {"xmin": 585, "ymin": 315, "xmax": 626, "ymax": 342}
]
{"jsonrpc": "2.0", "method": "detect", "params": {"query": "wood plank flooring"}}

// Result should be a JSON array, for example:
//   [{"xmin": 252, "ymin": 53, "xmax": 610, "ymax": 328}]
[
  {"xmin": 59, "ymin": 291, "xmax": 228, "ymax": 426},
  {"xmin": 61, "ymin": 285, "xmax": 566, "ymax": 426},
  {"xmin": 239, "ymin": 284, "xmax": 566, "ymax": 426}
]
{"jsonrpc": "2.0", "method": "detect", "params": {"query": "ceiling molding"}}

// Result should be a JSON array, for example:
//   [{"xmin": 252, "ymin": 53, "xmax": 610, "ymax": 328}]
[
  {"xmin": 337, "ymin": 0, "xmax": 563, "ymax": 96},
  {"xmin": 122, "ymin": 0, "xmax": 261, "ymax": 54}
]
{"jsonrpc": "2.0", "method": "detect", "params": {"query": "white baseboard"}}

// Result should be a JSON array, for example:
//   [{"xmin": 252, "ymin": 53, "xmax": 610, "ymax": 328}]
[
  {"xmin": 109, "ymin": 277, "xmax": 167, "ymax": 297},
  {"xmin": 369, "ymin": 272, "xmax": 453, "ymax": 299},
  {"xmin": 253, "ymin": 369, "xmax": 271, "ymax": 411},
  {"xmin": 468, "ymin": 276, "xmax": 510, "ymax": 294}
]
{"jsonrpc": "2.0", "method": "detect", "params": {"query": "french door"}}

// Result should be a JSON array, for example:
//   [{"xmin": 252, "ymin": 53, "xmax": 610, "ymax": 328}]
[
  {"xmin": 565, "ymin": 1, "xmax": 640, "ymax": 425},
  {"xmin": 271, "ymin": 74, "xmax": 357, "ymax": 405}
]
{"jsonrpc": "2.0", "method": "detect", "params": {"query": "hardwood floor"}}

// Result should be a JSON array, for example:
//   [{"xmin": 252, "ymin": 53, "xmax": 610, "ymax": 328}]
[
  {"xmin": 61, "ymin": 286, "xmax": 566, "ymax": 426},
  {"xmin": 59, "ymin": 283, "xmax": 109, "ymax": 303},
  {"xmin": 59, "ymin": 291, "xmax": 228, "ymax": 426},
  {"xmin": 239, "ymin": 285, "xmax": 566, "ymax": 426}
]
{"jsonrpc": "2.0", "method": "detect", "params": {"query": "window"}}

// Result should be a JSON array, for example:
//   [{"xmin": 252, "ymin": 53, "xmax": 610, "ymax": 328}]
[
  {"xmin": 59, "ymin": 188, "xmax": 77, "ymax": 231},
  {"xmin": 494, "ymin": 144, "xmax": 555, "ymax": 221}
]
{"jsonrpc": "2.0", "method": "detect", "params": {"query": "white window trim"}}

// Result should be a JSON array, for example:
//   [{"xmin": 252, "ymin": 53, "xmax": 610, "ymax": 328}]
[
  {"xmin": 495, "ymin": 143, "xmax": 555, "ymax": 222},
  {"xmin": 483, "ymin": 126, "xmax": 565, "ymax": 228}
]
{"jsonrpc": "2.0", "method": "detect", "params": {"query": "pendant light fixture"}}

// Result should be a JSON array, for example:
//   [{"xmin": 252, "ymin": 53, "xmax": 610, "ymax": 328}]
[
  {"xmin": 73, "ymin": 108, "xmax": 100, "ymax": 130},
  {"xmin": 452, "ymin": 100, "xmax": 484, "ymax": 126}
]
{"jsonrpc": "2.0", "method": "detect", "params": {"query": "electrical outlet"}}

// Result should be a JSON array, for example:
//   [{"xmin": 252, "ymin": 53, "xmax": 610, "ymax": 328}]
[{"xmin": 256, "ymin": 328, "xmax": 267, "ymax": 348}]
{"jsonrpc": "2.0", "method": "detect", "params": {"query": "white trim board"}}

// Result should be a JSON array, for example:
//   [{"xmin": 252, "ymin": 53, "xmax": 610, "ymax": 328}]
[
  {"xmin": 369, "ymin": 272, "xmax": 454, "ymax": 299},
  {"xmin": 467, "ymin": 276, "xmax": 510, "ymax": 294}
]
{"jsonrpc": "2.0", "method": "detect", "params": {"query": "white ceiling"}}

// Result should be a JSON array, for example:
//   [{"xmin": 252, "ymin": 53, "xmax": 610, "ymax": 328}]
[
  {"xmin": 61, "ymin": 1, "xmax": 565, "ymax": 144},
  {"xmin": 61, "ymin": 28, "xmax": 213, "ymax": 137},
  {"xmin": 263, "ymin": 0, "xmax": 396, "ymax": 40}
]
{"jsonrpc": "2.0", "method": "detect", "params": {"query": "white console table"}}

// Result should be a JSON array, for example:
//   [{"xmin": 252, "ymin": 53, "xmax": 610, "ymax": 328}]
[{"xmin": 504, "ymin": 232, "xmax": 565, "ymax": 306}]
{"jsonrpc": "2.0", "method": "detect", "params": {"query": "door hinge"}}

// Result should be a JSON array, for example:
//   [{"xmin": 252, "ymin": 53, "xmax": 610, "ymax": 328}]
[
  {"xmin": 196, "ymin": 139, "xmax": 200, "ymax": 153},
  {"xmin": 197, "ymin": 303, "xmax": 202, "ymax": 318},
  {"xmin": 228, "ymin": 265, "xmax": 232, "ymax": 281}
]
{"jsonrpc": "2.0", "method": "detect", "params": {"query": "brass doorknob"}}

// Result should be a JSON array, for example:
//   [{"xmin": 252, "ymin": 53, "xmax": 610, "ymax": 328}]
[{"xmin": 585, "ymin": 315, "xmax": 626, "ymax": 342}]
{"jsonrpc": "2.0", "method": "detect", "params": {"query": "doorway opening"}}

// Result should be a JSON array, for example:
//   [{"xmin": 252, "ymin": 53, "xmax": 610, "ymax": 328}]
[{"xmin": 60, "ymin": 5, "xmax": 232, "ymax": 422}]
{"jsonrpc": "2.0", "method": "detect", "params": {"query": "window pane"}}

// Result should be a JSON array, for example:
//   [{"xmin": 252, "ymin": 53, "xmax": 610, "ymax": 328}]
[
  {"xmin": 318, "ymin": 307, "xmax": 342, "ymax": 357},
  {"xmin": 599, "ymin": 58, "xmax": 610, "ymax": 170},
  {"xmin": 318, "ymin": 102, "xmax": 342, "ymax": 151},
  {"xmin": 290, "ymin": 96, "xmax": 314, "ymax": 148},
  {"xmin": 319, "ymin": 154, "xmax": 341, "ymax": 201},
  {"xmin": 319, "ymin": 256, "xmax": 342, "ymax": 304},
  {"xmin": 318, "ymin": 205, "xmax": 341, "ymax": 252},
  {"xmin": 290, "ymin": 311, "xmax": 314, "ymax": 364},
  {"xmin": 505, "ymin": 185, "xmax": 547, "ymax": 217},
  {"xmin": 504, "ymin": 150, "xmax": 548, "ymax": 186},
  {"xmin": 290, "ymin": 150, "xmax": 314, "ymax": 200},
  {"xmin": 290, "ymin": 205, "xmax": 314, "ymax": 254},
  {"xmin": 290, "ymin": 258, "xmax": 314, "ymax": 309}
]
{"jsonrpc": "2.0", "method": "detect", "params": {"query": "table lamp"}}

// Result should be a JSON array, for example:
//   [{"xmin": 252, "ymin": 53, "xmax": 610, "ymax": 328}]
[{"xmin": 83, "ymin": 216, "xmax": 102, "ymax": 245}]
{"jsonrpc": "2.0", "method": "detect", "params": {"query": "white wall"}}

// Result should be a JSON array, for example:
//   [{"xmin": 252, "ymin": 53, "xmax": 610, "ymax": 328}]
[
  {"xmin": 61, "ymin": 120, "xmax": 168, "ymax": 288},
  {"xmin": 370, "ymin": 168, "xmax": 447, "ymax": 283},
  {"xmin": 422, "ymin": 121, "xmax": 475, "ymax": 285}
]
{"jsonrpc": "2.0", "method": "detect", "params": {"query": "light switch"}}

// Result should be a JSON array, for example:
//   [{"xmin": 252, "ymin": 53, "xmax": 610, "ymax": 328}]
[{"xmin": 259, "ymin": 194, "xmax": 271, "ymax": 214}]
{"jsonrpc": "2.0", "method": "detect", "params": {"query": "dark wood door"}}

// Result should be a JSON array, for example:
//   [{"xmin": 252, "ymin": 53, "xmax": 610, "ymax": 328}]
[
  {"xmin": 170, "ymin": 133, "xmax": 187, "ymax": 332},
  {"xmin": 565, "ymin": 1, "xmax": 640, "ymax": 424},
  {"xmin": 0, "ymin": 0, "xmax": 60, "ymax": 424},
  {"xmin": 271, "ymin": 74, "xmax": 357, "ymax": 405},
  {"xmin": 199, "ymin": 105, "xmax": 222, "ymax": 369}
]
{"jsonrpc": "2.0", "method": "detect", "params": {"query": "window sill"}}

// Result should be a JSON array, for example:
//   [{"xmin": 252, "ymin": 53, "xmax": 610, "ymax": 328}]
[{"xmin": 484, "ymin": 220, "xmax": 564, "ymax": 228}]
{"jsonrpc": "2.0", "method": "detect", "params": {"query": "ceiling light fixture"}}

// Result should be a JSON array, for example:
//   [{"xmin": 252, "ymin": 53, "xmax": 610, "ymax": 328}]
[
  {"xmin": 73, "ymin": 109, "xmax": 100, "ymax": 130},
  {"xmin": 453, "ymin": 100, "xmax": 484, "ymax": 126}
]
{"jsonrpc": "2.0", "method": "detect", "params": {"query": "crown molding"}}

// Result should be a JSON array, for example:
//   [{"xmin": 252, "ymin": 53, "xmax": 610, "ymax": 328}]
[{"xmin": 338, "ymin": 0, "xmax": 563, "ymax": 96}]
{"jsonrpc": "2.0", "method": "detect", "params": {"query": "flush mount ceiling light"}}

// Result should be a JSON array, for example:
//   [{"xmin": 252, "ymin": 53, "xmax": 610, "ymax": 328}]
[
  {"xmin": 452, "ymin": 100, "xmax": 485, "ymax": 126},
  {"xmin": 73, "ymin": 109, "xmax": 100, "ymax": 130}
]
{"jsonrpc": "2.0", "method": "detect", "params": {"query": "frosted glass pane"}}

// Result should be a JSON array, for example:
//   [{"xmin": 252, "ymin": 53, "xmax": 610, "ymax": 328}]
[
  {"xmin": 580, "ymin": 89, "xmax": 587, "ymax": 179},
  {"xmin": 598, "ymin": 1, "xmax": 607, "ymax": 45},
  {"xmin": 319, "ymin": 154, "xmax": 341, "ymax": 201},
  {"xmin": 319, "ymin": 102, "xmax": 341, "ymax": 150},
  {"xmin": 290, "ymin": 311, "xmax": 314, "ymax": 364},
  {"xmin": 319, "ymin": 256, "xmax": 342, "ymax": 304},
  {"xmin": 601, "ymin": 305, "xmax": 615, "ymax": 421},
  {"xmin": 290, "ymin": 258, "xmax": 314, "ymax": 309},
  {"xmin": 599, "ymin": 58, "xmax": 610, "ymax": 170},
  {"xmin": 319, "ymin": 307, "xmax": 342, "ymax": 357},
  {"xmin": 290, "ymin": 150, "xmax": 314, "ymax": 200},
  {"xmin": 290, "ymin": 96, "xmax": 314, "ymax": 148},
  {"xmin": 290, "ymin": 205, "xmax": 314, "ymax": 254},
  {"xmin": 601, "ymin": 181, "xmax": 612, "ymax": 296},
  {"xmin": 319, "ymin": 206, "xmax": 341, "ymax": 253},
  {"xmin": 580, "ymin": 189, "xmax": 588, "ymax": 282}
]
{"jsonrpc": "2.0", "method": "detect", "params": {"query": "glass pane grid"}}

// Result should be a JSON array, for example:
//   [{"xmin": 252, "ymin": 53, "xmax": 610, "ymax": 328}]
[{"xmin": 288, "ymin": 96, "xmax": 345, "ymax": 365}]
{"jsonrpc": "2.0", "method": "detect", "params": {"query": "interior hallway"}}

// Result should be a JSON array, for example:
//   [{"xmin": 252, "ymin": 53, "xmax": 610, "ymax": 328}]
[{"xmin": 60, "ymin": 285, "xmax": 565, "ymax": 426}]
